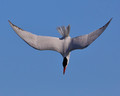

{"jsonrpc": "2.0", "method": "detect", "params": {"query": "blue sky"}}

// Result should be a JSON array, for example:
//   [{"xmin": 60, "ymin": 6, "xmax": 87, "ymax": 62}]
[{"xmin": 0, "ymin": 0, "xmax": 120, "ymax": 96}]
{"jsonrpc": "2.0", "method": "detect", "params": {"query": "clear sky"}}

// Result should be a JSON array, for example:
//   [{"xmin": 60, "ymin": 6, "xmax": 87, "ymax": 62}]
[{"xmin": 0, "ymin": 0, "xmax": 120, "ymax": 96}]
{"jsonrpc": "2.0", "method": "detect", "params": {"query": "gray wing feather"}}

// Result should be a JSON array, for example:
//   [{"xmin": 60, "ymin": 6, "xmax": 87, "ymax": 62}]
[
  {"xmin": 9, "ymin": 21, "xmax": 63, "ymax": 53},
  {"xmin": 70, "ymin": 18, "xmax": 112, "ymax": 51}
]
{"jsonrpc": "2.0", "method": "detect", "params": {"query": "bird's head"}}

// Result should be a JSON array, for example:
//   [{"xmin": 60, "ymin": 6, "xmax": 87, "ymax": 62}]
[{"xmin": 63, "ymin": 57, "xmax": 68, "ymax": 74}]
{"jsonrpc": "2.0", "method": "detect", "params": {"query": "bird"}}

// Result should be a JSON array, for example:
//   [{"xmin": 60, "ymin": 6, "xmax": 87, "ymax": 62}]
[{"xmin": 8, "ymin": 18, "xmax": 112, "ymax": 74}]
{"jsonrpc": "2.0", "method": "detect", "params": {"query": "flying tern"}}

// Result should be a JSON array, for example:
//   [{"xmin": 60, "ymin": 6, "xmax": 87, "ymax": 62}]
[{"xmin": 9, "ymin": 18, "xmax": 112, "ymax": 74}]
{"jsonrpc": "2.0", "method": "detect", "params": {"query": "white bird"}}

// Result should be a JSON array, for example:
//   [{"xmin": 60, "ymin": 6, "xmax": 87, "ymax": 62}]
[{"xmin": 9, "ymin": 18, "xmax": 112, "ymax": 74}]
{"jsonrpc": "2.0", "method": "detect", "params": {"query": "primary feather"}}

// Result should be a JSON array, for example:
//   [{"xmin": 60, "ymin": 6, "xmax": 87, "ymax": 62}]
[
  {"xmin": 8, "ymin": 20, "xmax": 63, "ymax": 53},
  {"xmin": 69, "ymin": 18, "xmax": 112, "ymax": 51}
]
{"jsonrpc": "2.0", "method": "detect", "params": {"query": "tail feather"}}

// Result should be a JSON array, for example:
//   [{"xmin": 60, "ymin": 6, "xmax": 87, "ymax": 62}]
[{"xmin": 57, "ymin": 25, "xmax": 70, "ymax": 37}]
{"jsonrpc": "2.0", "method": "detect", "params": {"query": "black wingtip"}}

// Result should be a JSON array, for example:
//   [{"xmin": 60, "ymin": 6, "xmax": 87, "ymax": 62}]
[
  {"xmin": 8, "ymin": 20, "xmax": 24, "ymax": 31},
  {"xmin": 8, "ymin": 20, "xmax": 13, "ymax": 25},
  {"xmin": 109, "ymin": 18, "xmax": 113, "ymax": 23},
  {"xmin": 8, "ymin": 20, "xmax": 11, "ymax": 23},
  {"xmin": 104, "ymin": 18, "xmax": 113, "ymax": 28},
  {"xmin": 8, "ymin": 20, "xmax": 15, "ymax": 27}
]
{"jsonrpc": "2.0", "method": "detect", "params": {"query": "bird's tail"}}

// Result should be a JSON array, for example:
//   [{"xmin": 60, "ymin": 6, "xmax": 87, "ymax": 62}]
[{"xmin": 57, "ymin": 25, "xmax": 70, "ymax": 37}]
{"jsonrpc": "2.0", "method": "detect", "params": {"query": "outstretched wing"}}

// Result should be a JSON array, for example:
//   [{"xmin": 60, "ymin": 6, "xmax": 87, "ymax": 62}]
[
  {"xmin": 9, "ymin": 21, "xmax": 63, "ymax": 53},
  {"xmin": 70, "ymin": 18, "xmax": 112, "ymax": 51}
]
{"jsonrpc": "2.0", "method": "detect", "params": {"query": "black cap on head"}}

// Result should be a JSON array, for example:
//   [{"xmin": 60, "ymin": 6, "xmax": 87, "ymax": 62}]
[{"xmin": 63, "ymin": 57, "xmax": 68, "ymax": 74}]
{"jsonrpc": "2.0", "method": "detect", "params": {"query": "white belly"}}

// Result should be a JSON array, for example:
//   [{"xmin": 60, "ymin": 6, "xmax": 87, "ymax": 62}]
[{"xmin": 62, "ymin": 36, "xmax": 71, "ymax": 57}]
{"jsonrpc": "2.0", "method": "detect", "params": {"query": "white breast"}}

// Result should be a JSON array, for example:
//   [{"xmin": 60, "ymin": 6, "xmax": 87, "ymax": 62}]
[{"xmin": 62, "ymin": 36, "xmax": 71, "ymax": 57}]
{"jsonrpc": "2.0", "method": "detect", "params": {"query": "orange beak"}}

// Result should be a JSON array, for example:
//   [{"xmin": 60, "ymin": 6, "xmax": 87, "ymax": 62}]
[{"xmin": 63, "ymin": 67, "xmax": 66, "ymax": 74}]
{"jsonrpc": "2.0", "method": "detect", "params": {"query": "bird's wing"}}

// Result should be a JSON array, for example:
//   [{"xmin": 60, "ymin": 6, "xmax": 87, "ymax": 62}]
[
  {"xmin": 70, "ymin": 18, "xmax": 112, "ymax": 51},
  {"xmin": 9, "ymin": 21, "xmax": 63, "ymax": 53}
]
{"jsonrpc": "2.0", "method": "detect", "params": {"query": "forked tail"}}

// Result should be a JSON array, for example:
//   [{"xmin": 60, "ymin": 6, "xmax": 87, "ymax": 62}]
[{"xmin": 57, "ymin": 25, "xmax": 70, "ymax": 37}]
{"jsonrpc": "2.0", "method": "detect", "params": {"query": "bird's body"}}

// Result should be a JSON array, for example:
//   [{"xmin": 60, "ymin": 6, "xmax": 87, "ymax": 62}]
[{"xmin": 9, "ymin": 18, "xmax": 112, "ymax": 74}]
